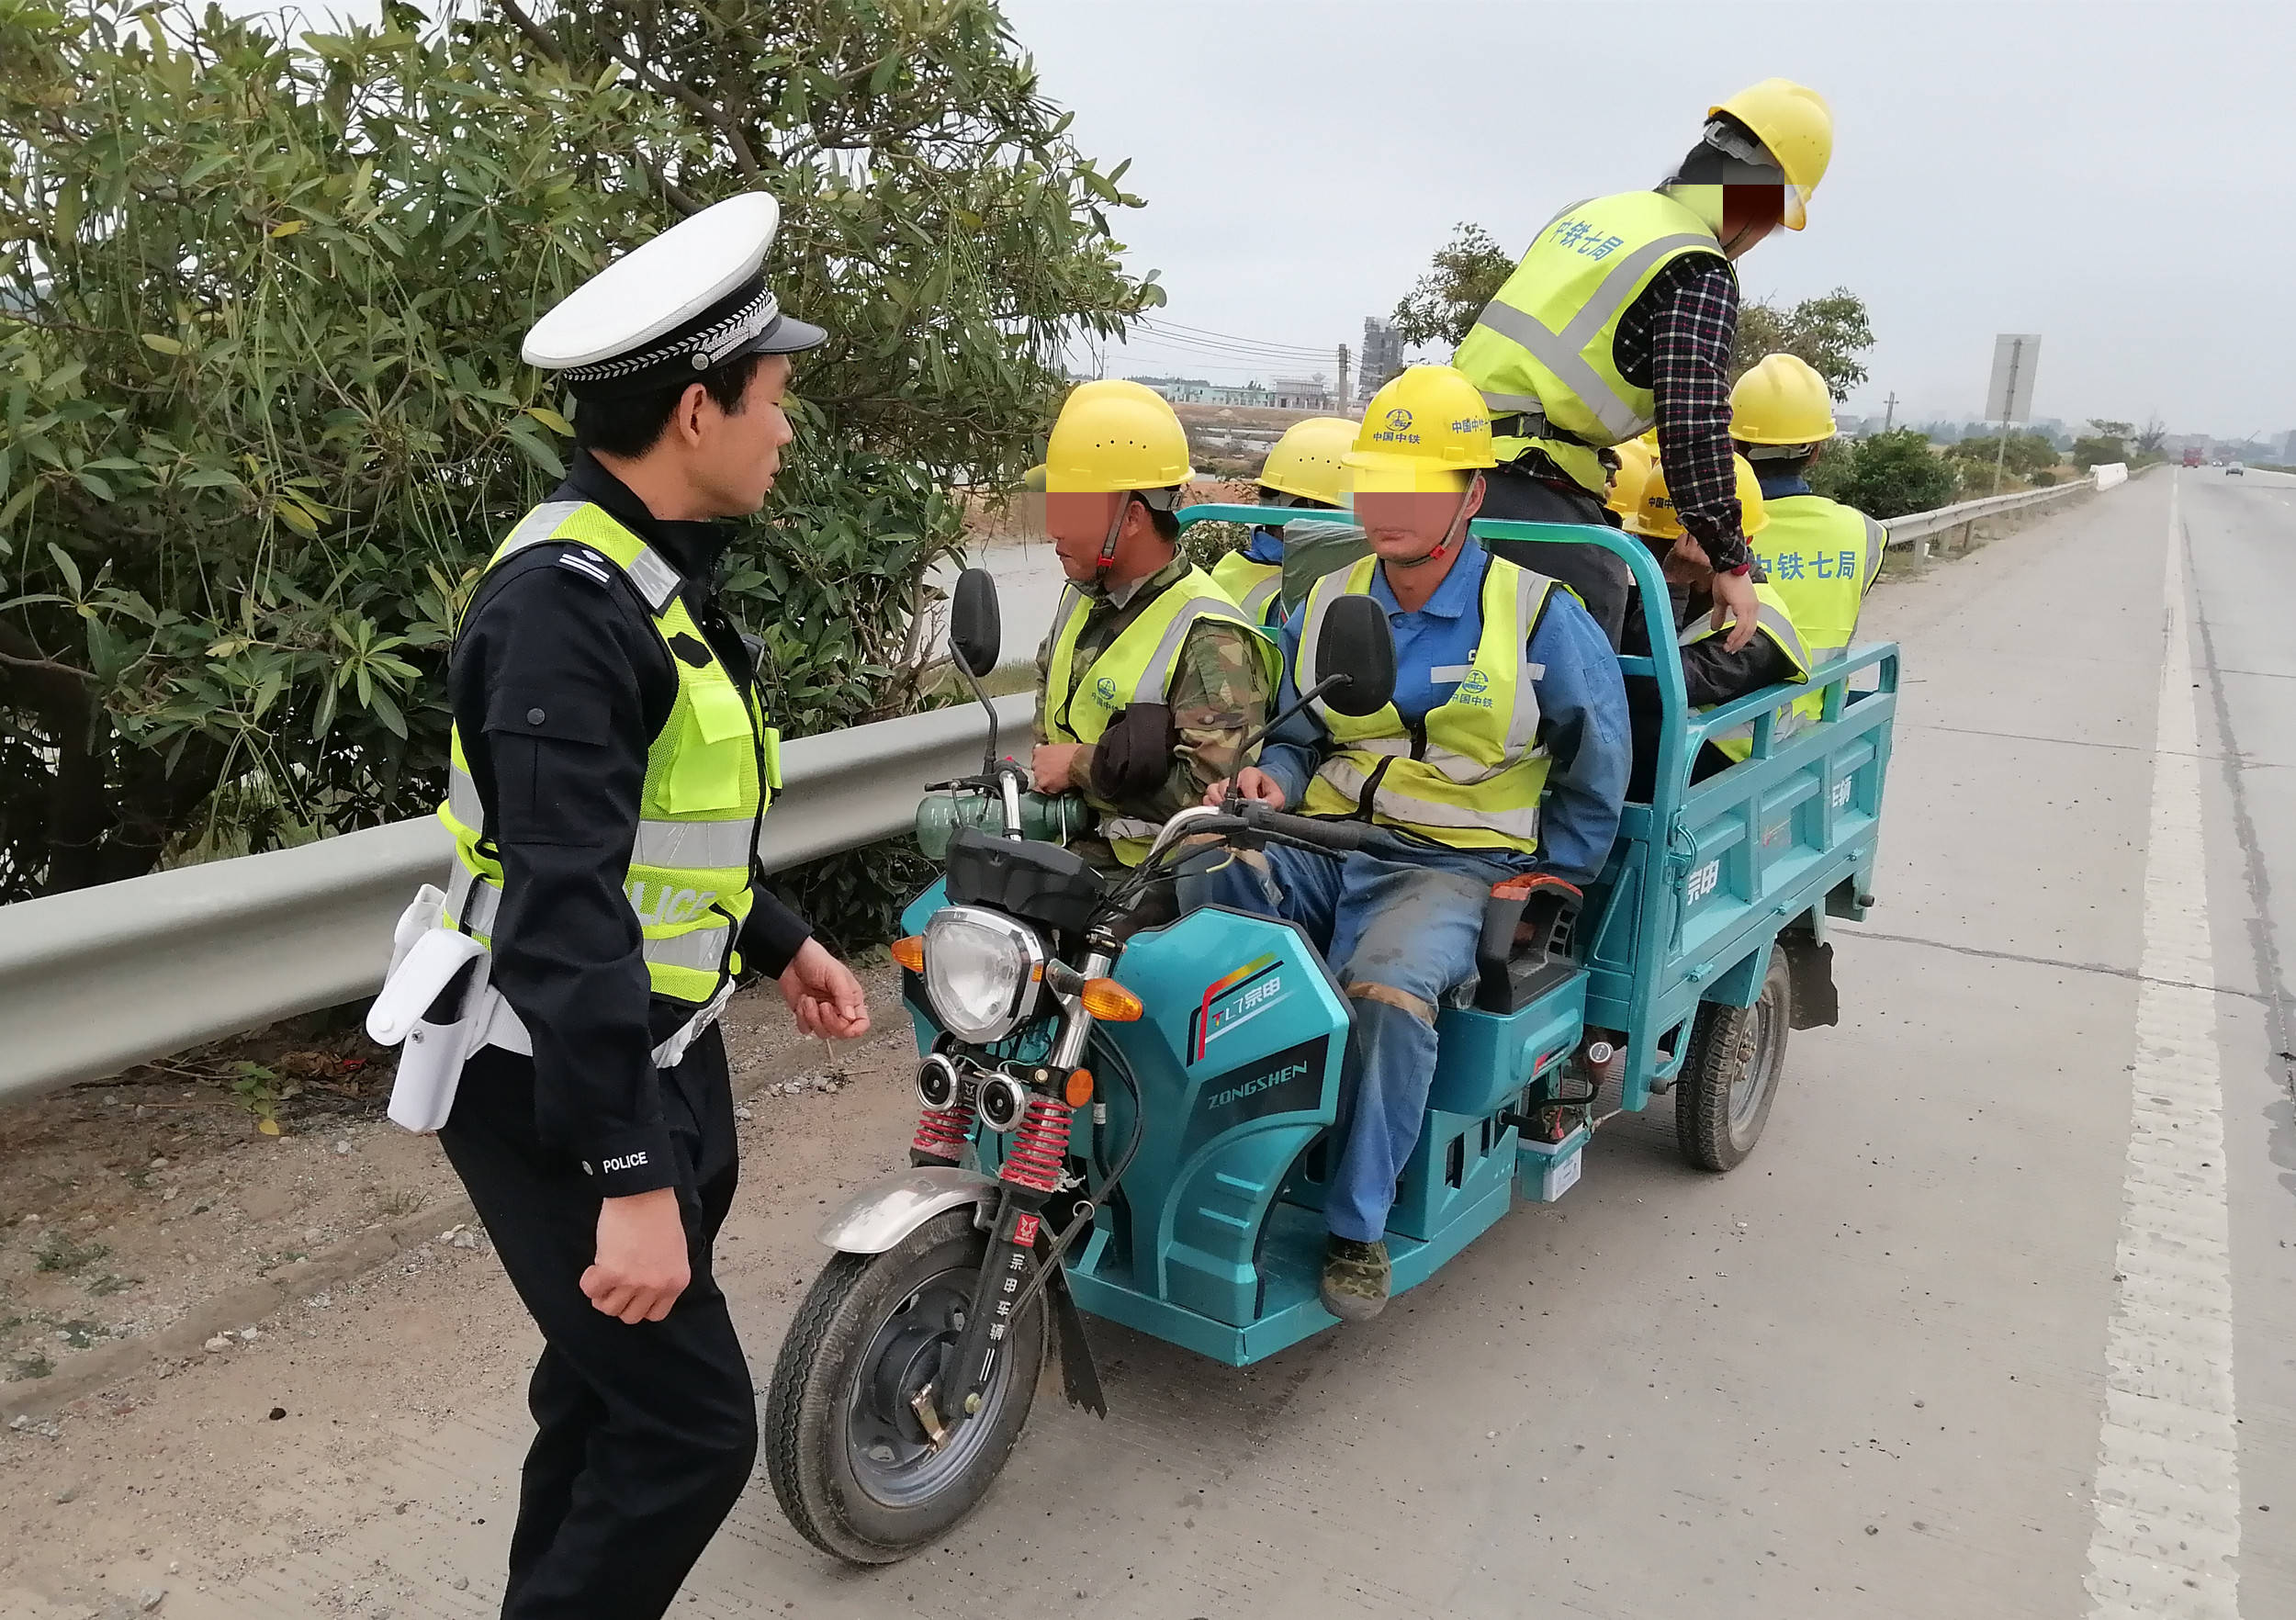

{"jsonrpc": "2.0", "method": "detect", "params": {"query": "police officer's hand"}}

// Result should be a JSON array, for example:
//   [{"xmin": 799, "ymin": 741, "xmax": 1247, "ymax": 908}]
[
  {"xmin": 584, "ymin": 1188, "xmax": 689, "ymax": 1323},
  {"xmin": 779, "ymin": 937, "xmax": 871, "ymax": 1040},
  {"xmin": 1030, "ymin": 742, "xmax": 1088, "ymax": 793},
  {"xmin": 1708, "ymin": 567, "xmax": 1761, "ymax": 653},
  {"xmin": 1203, "ymin": 767, "xmax": 1287, "ymax": 810}
]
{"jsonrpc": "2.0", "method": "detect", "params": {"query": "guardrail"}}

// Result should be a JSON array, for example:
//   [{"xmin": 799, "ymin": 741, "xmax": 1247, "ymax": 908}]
[
  {"xmin": 0, "ymin": 462, "xmax": 2140, "ymax": 1106},
  {"xmin": 0, "ymin": 693, "xmax": 1031, "ymax": 1106},
  {"xmin": 1884, "ymin": 472, "xmax": 2100, "ymax": 558}
]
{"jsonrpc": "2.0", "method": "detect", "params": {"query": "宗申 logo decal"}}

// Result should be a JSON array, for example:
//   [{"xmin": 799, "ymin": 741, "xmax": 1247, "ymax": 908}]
[{"xmin": 1187, "ymin": 954, "xmax": 1289, "ymax": 1063}]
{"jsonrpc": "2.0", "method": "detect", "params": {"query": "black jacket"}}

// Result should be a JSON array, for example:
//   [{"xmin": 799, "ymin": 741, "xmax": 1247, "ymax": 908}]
[
  {"xmin": 446, "ymin": 452, "xmax": 811, "ymax": 1196},
  {"xmin": 1620, "ymin": 579, "xmax": 1795, "ymax": 802}
]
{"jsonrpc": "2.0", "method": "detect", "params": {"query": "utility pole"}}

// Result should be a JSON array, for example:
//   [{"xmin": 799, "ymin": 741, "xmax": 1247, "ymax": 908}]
[
  {"xmin": 1882, "ymin": 392, "xmax": 1899, "ymax": 433},
  {"xmin": 1336, "ymin": 343, "xmax": 1350, "ymax": 411}
]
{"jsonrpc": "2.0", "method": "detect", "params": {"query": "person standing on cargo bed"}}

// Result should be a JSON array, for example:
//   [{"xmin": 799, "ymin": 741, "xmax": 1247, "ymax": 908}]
[
  {"xmin": 431, "ymin": 193, "xmax": 868, "ymax": 1620},
  {"xmin": 1451, "ymin": 79, "xmax": 1833, "ymax": 655}
]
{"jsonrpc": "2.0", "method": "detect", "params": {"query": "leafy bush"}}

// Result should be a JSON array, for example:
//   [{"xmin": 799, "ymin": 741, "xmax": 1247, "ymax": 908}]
[
  {"xmin": 0, "ymin": 1, "xmax": 1158, "ymax": 928},
  {"xmin": 1805, "ymin": 430, "xmax": 1962, "ymax": 520}
]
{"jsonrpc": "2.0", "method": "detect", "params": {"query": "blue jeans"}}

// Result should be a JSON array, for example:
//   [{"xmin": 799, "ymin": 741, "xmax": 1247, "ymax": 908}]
[{"xmin": 1197, "ymin": 830, "xmax": 1513, "ymax": 1243}]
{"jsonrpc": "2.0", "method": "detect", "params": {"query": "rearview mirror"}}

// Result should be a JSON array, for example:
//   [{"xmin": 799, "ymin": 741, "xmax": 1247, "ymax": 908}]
[
  {"xmin": 1314, "ymin": 594, "xmax": 1396, "ymax": 717},
  {"xmin": 950, "ymin": 568, "xmax": 1001, "ymax": 681}
]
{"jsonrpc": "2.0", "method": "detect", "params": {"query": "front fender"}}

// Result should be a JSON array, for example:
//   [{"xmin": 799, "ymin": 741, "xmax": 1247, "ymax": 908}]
[{"xmin": 815, "ymin": 1165, "xmax": 998, "ymax": 1254}]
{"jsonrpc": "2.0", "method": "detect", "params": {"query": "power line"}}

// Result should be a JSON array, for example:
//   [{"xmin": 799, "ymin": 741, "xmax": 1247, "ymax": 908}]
[
  {"xmin": 1142, "ymin": 316, "xmax": 1334, "ymax": 358},
  {"xmin": 1132, "ymin": 319, "xmax": 1330, "ymax": 363}
]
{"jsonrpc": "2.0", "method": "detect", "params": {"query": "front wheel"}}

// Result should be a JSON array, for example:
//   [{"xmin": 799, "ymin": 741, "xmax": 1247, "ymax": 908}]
[
  {"xmin": 762, "ymin": 1208, "xmax": 1047, "ymax": 1565},
  {"xmin": 1675, "ymin": 949, "xmax": 1793, "ymax": 1172}
]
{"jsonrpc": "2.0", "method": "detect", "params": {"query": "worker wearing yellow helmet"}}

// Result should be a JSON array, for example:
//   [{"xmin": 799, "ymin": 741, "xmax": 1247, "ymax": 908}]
[
  {"xmin": 1210, "ymin": 415, "xmax": 1356, "ymax": 624},
  {"xmin": 1195, "ymin": 366, "xmax": 1630, "ymax": 1322},
  {"xmin": 1451, "ymin": 77, "xmax": 1832, "ymax": 659},
  {"xmin": 1030, "ymin": 379, "xmax": 1277, "ymax": 876},
  {"xmin": 1619, "ymin": 453, "xmax": 1817, "ymax": 799},
  {"xmin": 1729, "ymin": 353, "xmax": 1885, "ymax": 663}
]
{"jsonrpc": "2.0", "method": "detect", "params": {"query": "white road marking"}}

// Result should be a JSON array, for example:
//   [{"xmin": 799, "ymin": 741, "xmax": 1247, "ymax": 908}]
[{"xmin": 2083, "ymin": 471, "xmax": 2243, "ymax": 1616}]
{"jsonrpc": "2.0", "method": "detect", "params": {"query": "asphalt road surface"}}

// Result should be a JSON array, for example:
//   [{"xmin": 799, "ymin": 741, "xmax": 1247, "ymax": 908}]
[{"xmin": 48, "ymin": 469, "xmax": 2296, "ymax": 1618}]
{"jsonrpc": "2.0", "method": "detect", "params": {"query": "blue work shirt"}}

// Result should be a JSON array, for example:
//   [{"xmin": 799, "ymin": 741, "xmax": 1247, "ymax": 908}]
[
  {"xmin": 1255, "ymin": 537, "xmax": 1630, "ymax": 884},
  {"xmin": 1755, "ymin": 471, "xmax": 1813, "ymax": 501},
  {"xmin": 1244, "ymin": 523, "xmax": 1286, "ymax": 564}
]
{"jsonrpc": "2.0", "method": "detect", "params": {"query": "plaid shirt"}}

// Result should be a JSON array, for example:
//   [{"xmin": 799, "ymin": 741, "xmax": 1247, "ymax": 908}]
[{"xmin": 1614, "ymin": 255, "xmax": 1750, "ymax": 573}]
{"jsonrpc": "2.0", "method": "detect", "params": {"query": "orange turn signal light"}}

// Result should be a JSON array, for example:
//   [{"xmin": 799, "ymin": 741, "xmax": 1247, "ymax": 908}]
[
  {"xmin": 890, "ymin": 935, "xmax": 925, "ymax": 973},
  {"xmin": 1064, "ymin": 1068, "xmax": 1095, "ymax": 1108},
  {"xmin": 1079, "ymin": 977, "xmax": 1142, "ymax": 1022}
]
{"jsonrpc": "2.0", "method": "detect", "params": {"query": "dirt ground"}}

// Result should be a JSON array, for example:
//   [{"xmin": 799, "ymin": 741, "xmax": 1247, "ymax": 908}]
[
  {"xmin": 0, "ymin": 498, "xmax": 2083, "ymax": 1617},
  {"xmin": 0, "ymin": 966, "xmax": 920, "ymax": 1619}
]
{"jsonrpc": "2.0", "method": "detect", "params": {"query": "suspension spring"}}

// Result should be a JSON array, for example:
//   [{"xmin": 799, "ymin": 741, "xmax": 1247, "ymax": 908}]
[
  {"xmin": 998, "ymin": 1096, "xmax": 1072, "ymax": 1194},
  {"xmin": 909, "ymin": 1103, "xmax": 971, "ymax": 1165}
]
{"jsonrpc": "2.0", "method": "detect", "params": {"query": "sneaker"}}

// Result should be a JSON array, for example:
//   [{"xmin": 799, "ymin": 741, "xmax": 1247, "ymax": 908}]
[{"xmin": 1319, "ymin": 1236, "xmax": 1390, "ymax": 1322}]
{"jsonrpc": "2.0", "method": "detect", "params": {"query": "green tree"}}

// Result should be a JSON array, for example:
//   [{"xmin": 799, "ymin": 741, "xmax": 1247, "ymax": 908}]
[
  {"xmin": 1390, "ymin": 221, "xmax": 1513, "ymax": 351},
  {"xmin": 1945, "ymin": 432, "xmax": 2058, "ymax": 480},
  {"xmin": 2070, "ymin": 419, "xmax": 2131, "ymax": 470},
  {"xmin": 0, "ymin": 1, "xmax": 1155, "ymax": 920},
  {"xmin": 1805, "ymin": 429, "xmax": 1960, "ymax": 520},
  {"xmin": 1729, "ymin": 288, "xmax": 1874, "ymax": 399}
]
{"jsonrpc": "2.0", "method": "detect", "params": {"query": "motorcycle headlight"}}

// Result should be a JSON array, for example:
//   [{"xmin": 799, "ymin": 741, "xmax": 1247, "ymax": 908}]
[{"xmin": 921, "ymin": 906, "xmax": 1045, "ymax": 1044}]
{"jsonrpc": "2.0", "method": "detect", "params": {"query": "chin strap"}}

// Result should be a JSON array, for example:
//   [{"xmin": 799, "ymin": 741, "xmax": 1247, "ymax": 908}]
[
  {"xmin": 1092, "ymin": 492, "xmax": 1133, "ymax": 586},
  {"xmin": 1387, "ymin": 485, "xmax": 1478, "ymax": 570}
]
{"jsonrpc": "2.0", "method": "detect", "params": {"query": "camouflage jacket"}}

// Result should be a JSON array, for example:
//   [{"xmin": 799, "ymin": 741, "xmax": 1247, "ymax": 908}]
[{"xmin": 1032, "ymin": 555, "xmax": 1273, "ymax": 829}]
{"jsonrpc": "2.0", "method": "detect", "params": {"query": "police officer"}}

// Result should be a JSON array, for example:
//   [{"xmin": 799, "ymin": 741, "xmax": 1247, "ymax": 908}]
[{"xmin": 433, "ymin": 192, "xmax": 869, "ymax": 1619}]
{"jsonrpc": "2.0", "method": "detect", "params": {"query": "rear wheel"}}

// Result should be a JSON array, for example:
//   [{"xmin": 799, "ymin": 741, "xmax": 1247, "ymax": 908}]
[
  {"xmin": 1675, "ymin": 950, "xmax": 1793, "ymax": 1172},
  {"xmin": 762, "ymin": 1208, "xmax": 1047, "ymax": 1564}
]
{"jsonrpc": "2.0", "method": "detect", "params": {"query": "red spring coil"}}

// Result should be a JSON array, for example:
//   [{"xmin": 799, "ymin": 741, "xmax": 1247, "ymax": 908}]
[
  {"xmin": 998, "ymin": 1096, "xmax": 1072, "ymax": 1194},
  {"xmin": 910, "ymin": 1103, "xmax": 970, "ymax": 1163}
]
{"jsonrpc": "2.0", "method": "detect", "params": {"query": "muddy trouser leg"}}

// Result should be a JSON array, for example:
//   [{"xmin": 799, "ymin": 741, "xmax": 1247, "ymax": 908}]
[
  {"xmin": 1322, "ymin": 852, "xmax": 1507, "ymax": 1243},
  {"xmin": 440, "ymin": 1030, "xmax": 755, "ymax": 1620}
]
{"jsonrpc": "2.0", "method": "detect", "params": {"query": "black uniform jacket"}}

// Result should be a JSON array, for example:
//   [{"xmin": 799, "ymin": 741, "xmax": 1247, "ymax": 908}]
[{"xmin": 447, "ymin": 451, "xmax": 811, "ymax": 1197}]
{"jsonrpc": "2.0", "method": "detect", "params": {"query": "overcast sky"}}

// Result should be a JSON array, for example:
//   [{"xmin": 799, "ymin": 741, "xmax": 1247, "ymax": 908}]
[
  {"xmin": 219, "ymin": 0, "xmax": 2294, "ymax": 440},
  {"xmin": 999, "ymin": 0, "xmax": 2295, "ymax": 441}
]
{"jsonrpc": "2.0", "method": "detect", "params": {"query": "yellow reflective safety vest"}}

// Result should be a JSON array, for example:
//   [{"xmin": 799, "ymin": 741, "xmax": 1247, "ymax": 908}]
[
  {"xmin": 1210, "ymin": 546, "xmax": 1284, "ymax": 625},
  {"xmin": 1748, "ymin": 493, "xmax": 1885, "ymax": 664},
  {"xmin": 1295, "ymin": 554, "xmax": 1556, "ymax": 856},
  {"xmin": 438, "ymin": 501, "xmax": 780, "ymax": 1006},
  {"xmin": 1678, "ymin": 580, "xmax": 1818, "ymax": 764},
  {"xmin": 1453, "ymin": 189, "xmax": 1729, "ymax": 499},
  {"xmin": 1043, "ymin": 565, "xmax": 1277, "ymax": 864}
]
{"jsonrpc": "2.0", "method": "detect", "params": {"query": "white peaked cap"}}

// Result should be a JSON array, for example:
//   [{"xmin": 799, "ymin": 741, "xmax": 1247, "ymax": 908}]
[{"xmin": 522, "ymin": 192, "xmax": 824, "ymax": 398}]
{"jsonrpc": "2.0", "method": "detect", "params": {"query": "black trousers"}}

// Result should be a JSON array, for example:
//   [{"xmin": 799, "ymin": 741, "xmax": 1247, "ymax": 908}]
[
  {"xmin": 440, "ymin": 1029, "xmax": 755, "ymax": 1620},
  {"xmin": 1474, "ymin": 460, "xmax": 1635, "ymax": 651}
]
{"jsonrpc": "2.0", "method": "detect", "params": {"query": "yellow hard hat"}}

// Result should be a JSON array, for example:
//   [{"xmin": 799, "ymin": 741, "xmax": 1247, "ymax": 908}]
[
  {"xmin": 1259, "ymin": 416, "xmax": 1356, "ymax": 506},
  {"xmin": 1044, "ymin": 379, "xmax": 1194, "ymax": 493},
  {"xmin": 1606, "ymin": 438, "xmax": 1652, "ymax": 519},
  {"xmin": 1630, "ymin": 454, "xmax": 1769, "ymax": 542},
  {"xmin": 1729, "ymin": 354, "xmax": 1837, "ymax": 448},
  {"xmin": 1710, "ymin": 78, "xmax": 1832, "ymax": 231},
  {"xmin": 1344, "ymin": 366, "xmax": 1495, "ymax": 493}
]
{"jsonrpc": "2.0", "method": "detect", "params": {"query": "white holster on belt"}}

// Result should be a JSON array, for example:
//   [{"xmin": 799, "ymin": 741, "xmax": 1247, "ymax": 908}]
[{"xmin": 368, "ymin": 885, "xmax": 737, "ymax": 1134}]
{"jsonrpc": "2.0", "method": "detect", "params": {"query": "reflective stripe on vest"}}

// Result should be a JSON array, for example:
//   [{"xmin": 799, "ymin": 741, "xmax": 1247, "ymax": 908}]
[
  {"xmin": 1043, "ymin": 567, "xmax": 1276, "ymax": 864},
  {"xmin": 1750, "ymin": 495, "xmax": 1885, "ymax": 665},
  {"xmin": 1210, "ymin": 549, "xmax": 1285, "ymax": 625},
  {"xmin": 1679, "ymin": 581, "xmax": 1818, "ymax": 762},
  {"xmin": 1294, "ymin": 553, "xmax": 1553, "ymax": 855},
  {"xmin": 1452, "ymin": 190, "xmax": 1728, "ymax": 491},
  {"xmin": 438, "ymin": 501, "xmax": 772, "ymax": 1004}
]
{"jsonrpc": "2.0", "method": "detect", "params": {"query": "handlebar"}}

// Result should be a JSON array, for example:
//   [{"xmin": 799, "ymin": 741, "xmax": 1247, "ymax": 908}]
[{"xmin": 1239, "ymin": 802, "xmax": 1369, "ymax": 853}]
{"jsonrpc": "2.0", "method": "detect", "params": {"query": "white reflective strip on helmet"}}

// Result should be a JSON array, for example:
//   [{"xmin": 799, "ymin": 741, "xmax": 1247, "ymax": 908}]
[
  {"xmin": 1471, "ymin": 232, "xmax": 1718, "ymax": 444},
  {"xmin": 631, "ymin": 816, "xmax": 754, "ymax": 871}
]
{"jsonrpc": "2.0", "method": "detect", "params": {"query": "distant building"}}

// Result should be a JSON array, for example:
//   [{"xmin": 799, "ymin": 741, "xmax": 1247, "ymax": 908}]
[
  {"xmin": 1129, "ymin": 375, "xmax": 1215, "ymax": 404},
  {"xmin": 1359, "ymin": 318, "xmax": 1405, "ymax": 402}
]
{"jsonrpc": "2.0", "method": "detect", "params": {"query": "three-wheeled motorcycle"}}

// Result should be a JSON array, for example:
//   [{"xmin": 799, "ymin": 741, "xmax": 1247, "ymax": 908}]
[{"xmin": 761, "ymin": 513, "xmax": 1899, "ymax": 1563}]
